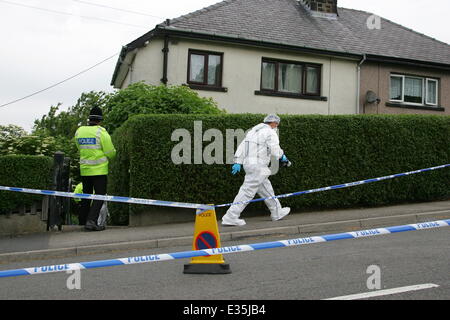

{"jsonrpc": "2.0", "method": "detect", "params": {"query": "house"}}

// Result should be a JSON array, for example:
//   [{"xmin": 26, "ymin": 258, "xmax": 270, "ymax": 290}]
[{"xmin": 111, "ymin": 0, "xmax": 450, "ymax": 115}]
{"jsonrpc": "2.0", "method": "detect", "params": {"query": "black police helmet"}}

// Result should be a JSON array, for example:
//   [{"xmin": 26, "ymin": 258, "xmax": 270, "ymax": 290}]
[{"xmin": 89, "ymin": 106, "xmax": 103, "ymax": 121}]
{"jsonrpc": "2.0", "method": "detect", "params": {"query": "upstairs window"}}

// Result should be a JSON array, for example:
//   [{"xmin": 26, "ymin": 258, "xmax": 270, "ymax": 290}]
[
  {"xmin": 261, "ymin": 58, "xmax": 321, "ymax": 96},
  {"xmin": 188, "ymin": 50, "xmax": 223, "ymax": 88},
  {"xmin": 390, "ymin": 74, "xmax": 439, "ymax": 106}
]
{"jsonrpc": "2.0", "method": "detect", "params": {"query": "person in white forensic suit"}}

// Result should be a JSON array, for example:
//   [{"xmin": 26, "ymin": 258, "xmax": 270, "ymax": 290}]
[{"xmin": 222, "ymin": 114, "xmax": 291, "ymax": 226}]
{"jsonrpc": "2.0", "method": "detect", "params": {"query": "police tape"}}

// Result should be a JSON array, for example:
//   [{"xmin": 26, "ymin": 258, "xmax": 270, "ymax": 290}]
[
  {"xmin": 214, "ymin": 164, "xmax": 450, "ymax": 208},
  {"xmin": 0, "ymin": 219, "xmax": 448, "ymax": 278},
  {"xmin": 0, "ymin": 186, "xmax": 211, "ymax": 210},
  {"xmin": 0, "ymin": 164, "xmax": 449, "ymax": 211}
]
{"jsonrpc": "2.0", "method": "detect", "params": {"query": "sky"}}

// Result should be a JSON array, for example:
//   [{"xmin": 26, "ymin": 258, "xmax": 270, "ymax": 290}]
[{"xmin": 0, "ymin": 0, "xmax": 449, "ymax": 132}]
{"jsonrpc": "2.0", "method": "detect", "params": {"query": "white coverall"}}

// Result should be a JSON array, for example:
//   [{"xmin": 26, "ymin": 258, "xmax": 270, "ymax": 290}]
[{"xmin": 223, "ymin": 123, "xmax": 286, "ymax": 222}]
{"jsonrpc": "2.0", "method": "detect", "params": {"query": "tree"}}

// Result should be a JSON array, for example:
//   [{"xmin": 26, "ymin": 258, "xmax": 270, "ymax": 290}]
[
  {"xmin": 32, "ymin": 83, "xmax": 224, "ymax": 137},
  {"xmin": 33, "ymin": 91, "xmax": 112, "ymax": 139},
  {"xmin": 0, "ymin": 124, "xmax": 66, "ymax": 157},
  {"xmin": 0, "ymin": 125, "xmax": 28, "ymax": 156}
]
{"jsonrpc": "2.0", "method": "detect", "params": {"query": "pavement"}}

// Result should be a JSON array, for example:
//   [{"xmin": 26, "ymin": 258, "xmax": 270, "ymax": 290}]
[{"xmin": 0, "ymin": 200, "xmax": 449, "ymax": 264}]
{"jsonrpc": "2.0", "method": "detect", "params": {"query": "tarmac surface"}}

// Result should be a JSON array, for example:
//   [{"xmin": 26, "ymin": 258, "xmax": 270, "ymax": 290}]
[{"xmin": 0, "ymin": 200, "xmax": 449, "ymax": 264}]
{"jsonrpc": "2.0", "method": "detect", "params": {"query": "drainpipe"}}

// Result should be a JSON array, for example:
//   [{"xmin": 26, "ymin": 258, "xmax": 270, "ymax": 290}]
[
  {"xmin": 128, "ymin": 51, "xmax": 137, "ymax": 84},
  {"xmin": 161, "ymin": 35, "xmax": 170, "ymax": 85},
  {"xmin": 356, "ymin": 54, "xmax": 367, "ymax": 114},
  {"xmin": 161, "ymin": 20, "xmax": 170, "ymax": 85}
]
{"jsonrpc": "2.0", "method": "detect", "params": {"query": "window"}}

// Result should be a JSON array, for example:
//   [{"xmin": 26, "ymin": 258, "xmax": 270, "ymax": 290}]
[
  {"xmin": 278, "ymin": 63, "xmax": 302, "ymax": 93},
  {"xmin": 426, "ymin": 79, "xmax": 438, "ymax": 106},
  {"xmin": 390, "ymin": 75, "xmax": 403, "ymax": 101},
  {"xmin": 188, "ymin": 50, "xmax": 223, "ymax": 88},
  {"xmin": 404, "ymin": 77, "xmax": 423, "ymax": 104},
  {"xmin": 261, "ymin": 62, "xmax": 276, "ymax": 90},
  {"xmin": 261, "ymin": 58, "xmax": 321, "ymax": 96},
  {"xmin": 390, "ymin": 74, "xmax": 439, "ymax": 106},
  {"xmin": 305, "ymin": 65, "xmax": 320, "ymax": 95}
]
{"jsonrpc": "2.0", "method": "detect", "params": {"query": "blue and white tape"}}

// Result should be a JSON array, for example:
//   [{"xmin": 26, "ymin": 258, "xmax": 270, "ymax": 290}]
[
  {"xmin": 0, "ymin": 219, "xmax": 448, "ymax": 278},
  {"xmin": 0, "ymin": 164, "xmax": 449, "ymax": 211},
  {"xmin": 0, "ymin": 186, "xmax": 211, "ymax": 210},
  {"xmin": 215, "ymin": 164, "xmax": 450, "ymax": 208}
]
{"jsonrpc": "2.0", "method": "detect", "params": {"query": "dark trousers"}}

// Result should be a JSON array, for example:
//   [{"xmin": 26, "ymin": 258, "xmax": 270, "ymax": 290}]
[{"xmin": 80, "ymin": 175, "xmax": 107, "ymax": 225}]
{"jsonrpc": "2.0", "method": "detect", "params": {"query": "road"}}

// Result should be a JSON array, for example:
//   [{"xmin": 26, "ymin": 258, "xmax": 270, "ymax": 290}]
[{"xmin": 0, "ymin": 227, "xmax": 448, "ymax": 302}]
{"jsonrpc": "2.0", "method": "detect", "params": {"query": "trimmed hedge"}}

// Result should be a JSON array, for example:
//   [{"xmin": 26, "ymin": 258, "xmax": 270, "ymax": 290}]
[
  {"xmin": 109, "ymin": 114, "xmax": 450, "ymax": 225},
  {"xmin": 0, "ymin": 155, "xmax": 53, "ymax": 214}
]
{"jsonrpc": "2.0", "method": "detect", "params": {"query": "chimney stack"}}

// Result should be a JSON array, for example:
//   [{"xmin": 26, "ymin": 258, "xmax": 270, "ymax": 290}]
[{"xmin": 299, "ymin": 0, "xmax": 338, "ymax": 19}]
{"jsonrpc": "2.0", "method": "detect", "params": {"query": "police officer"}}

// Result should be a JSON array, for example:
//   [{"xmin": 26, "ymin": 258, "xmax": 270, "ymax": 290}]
[{"xmin": 74, "ymin": 106, "xmax": 116, "ymax": 231}]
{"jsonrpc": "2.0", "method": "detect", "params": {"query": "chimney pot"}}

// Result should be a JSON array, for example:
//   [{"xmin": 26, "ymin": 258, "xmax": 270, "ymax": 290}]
[{"xmin": 299, "ymin": 0, "xmax": 338, "ymax": 18}]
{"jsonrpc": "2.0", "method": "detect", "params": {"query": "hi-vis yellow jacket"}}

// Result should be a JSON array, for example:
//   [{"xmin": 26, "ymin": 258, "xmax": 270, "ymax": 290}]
[{"xmin": 74, "ymin": 125, "xmax": 116, "ymax": 176}]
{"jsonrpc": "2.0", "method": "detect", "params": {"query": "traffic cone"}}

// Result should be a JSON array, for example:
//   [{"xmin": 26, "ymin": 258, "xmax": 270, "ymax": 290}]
[{"xmin": 183, "ymin": 206, "xmax": 231, "ymax": 274}]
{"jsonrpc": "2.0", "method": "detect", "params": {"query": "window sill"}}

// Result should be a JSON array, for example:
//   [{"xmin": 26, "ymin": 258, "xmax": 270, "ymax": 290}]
[
  {"xmin": 255, "ymin": 90, "xmax": 327, "ymax": 101},
  {"xmin": 386, "ymin": 102, "xmax": 445, "ymax": 112},
  {"xmin": 187, "ymin": 84, "xmax": 228, "ymax": 92}
]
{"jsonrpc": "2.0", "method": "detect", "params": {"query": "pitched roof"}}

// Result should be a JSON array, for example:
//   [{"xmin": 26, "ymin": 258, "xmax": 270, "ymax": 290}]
[
  {"xmin": 112, "ymin": 0, "xmax": 450, "ymax": 86},
  {"xmin": 165, "ymin": 0, "xmax": 449, "ymax": 65}
]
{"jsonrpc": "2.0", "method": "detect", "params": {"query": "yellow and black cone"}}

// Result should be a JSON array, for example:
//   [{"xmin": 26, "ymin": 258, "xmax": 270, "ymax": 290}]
[{"xmin": 183, "ymin": 206, "xmax": 231, "ymax": 274}]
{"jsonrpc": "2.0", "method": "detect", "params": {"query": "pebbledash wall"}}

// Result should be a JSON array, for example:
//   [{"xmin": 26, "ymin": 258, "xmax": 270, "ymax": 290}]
[
  {"xmin": 360, "ymin": 62, "xmax": 450, "ymax": 115},
  {"xmin": 121, "ymin": 38, "xmax": 359, "ymax": 116}
]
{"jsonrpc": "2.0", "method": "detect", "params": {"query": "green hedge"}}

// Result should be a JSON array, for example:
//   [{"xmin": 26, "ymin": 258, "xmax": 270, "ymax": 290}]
[
  {"xmin": 0, "ymin": 155, "xmax": 53, "ymax": 214},
  {"xmin": 109, "ymin": 114, "xmax": 450, "ymax": 225}
]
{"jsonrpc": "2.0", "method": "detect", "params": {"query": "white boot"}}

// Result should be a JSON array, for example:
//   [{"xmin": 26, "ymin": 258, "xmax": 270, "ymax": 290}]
[
  {"xmin": 222, "ymin": 214, "xmax": 246, "ymax": 226},
  {"xmin": 271, "ymin": 207, "xmax": 291, "ymax": 221}
]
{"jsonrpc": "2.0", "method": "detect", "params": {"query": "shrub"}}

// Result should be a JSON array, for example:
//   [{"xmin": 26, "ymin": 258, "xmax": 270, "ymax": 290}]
[
  {"xmin": 108, "ymin": 114, "xmax": 450, "ymax": 225},
  {"xmin": 103, "ymin": 82, "xmax": 225, "ymax": 134},
  {"xmin": 0, "ymin": 155, "xmax": 53, "ymax": 214}
]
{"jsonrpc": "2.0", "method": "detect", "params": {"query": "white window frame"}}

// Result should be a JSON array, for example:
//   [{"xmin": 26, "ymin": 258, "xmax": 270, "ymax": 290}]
[
  {"xmin": 425, "ymin": 78, "xmax": 439, "ymax": 106},
  {"xmin": 390, "ymin": 74, "xmax": 439, "ymax": 107}
]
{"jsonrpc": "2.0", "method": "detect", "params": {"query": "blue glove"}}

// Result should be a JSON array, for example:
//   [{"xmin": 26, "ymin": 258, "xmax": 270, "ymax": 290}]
[
  {"xmin": 280, "ymin": 154, "xmax": 292, "ymax": 167},
  {"xmin": 231, "ymin": 164, "xmax": 242, "ymax": 175}
]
